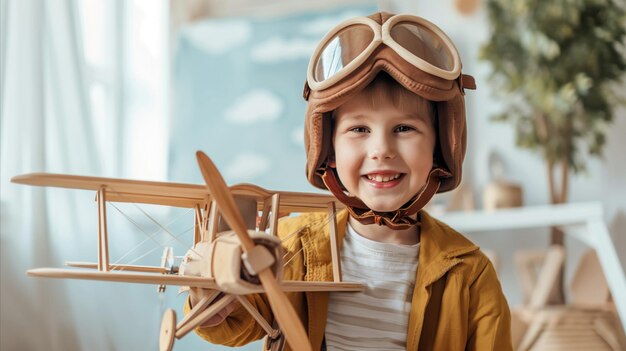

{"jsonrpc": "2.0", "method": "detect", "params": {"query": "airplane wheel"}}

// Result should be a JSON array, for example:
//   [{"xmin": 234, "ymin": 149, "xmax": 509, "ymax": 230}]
[{"xmin": 160, "ymin": 309, "xmax": 176, "ymax": 351}]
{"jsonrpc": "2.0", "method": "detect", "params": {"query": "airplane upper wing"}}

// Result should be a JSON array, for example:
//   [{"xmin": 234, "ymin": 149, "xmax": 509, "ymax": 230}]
[
  {"xmin": 12, "ymin": 173, "xmax": 208, "ymax": 208},
  {"xmin": 11, "ymin": 173, "xmax": 344, "ymax": 211}
]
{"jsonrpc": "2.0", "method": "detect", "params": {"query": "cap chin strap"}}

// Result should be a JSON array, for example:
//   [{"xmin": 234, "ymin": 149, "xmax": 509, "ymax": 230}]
[{"xmin": 321, "ymin": 167, "xmax": 450, "ymax": 230}]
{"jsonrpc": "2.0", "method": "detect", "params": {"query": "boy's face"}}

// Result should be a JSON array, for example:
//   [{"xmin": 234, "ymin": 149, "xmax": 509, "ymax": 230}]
[{"xmin": 331, "ymin": 93, "xmax": 436, "ymax": 213}]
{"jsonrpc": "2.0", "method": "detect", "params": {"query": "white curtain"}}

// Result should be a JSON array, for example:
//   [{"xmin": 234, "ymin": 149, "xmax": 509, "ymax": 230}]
[
  {"xmin": 2, "ymin": 0, "xmax": 86, "ymax": 349},
  {"xmin": 1, "ymin": 0, "xmax": 99, "ymax": 349},
  {"xmin": 0, "ymin": 1, "xmax": 166, "ymax": 350}
]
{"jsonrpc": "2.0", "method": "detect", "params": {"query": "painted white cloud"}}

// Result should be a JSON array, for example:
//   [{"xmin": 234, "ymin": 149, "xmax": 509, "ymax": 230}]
[
  {"xmin": 250, "ymin": 37, "xmax": 318, "ymax": 63},
  {"xmin": 182, "ymin": 20, "xmax": 251, "ymax": 54},
  {"xmin": 291, "ymin": 126, "xmax": 304, "ymax": 145},
  {"xmin": 225, "ymin": 153, "xmax": 270, "ymax": 180},
  {"xmin": 298, "ymin": 11, "xmax": 368, "ymax": 36},
  {"xmin": 224, "ymin": 90, "xmax": 283, "ymax": 125}
]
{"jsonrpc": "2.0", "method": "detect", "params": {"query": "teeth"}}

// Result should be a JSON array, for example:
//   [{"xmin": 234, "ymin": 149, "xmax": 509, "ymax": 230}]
[{"xmin": 367, "ymin": 174, "xmax": 401, "ymax": 182}]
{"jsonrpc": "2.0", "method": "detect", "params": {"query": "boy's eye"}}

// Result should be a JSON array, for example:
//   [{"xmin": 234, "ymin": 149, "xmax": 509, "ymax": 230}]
[
  {"xmin": 394, "ymin": 125, "xmax": 415, "ymax": 133},
  {"xmin": 349, "ymin": 126, "xmax": 369, "ymax": 133}
]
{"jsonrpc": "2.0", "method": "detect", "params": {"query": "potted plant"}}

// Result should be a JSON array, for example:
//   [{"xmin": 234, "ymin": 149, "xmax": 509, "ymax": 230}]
[{"xmin": 480, "ymin": 0, "xmax": 626, "ymax": 302}]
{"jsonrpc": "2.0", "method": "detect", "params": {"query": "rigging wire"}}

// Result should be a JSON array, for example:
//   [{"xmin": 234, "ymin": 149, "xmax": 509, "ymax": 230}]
[
  {"xmin": 101, "ymin": 187, "xmax": 341, "ymax": 275},
  {"xmin": 104, "ymin": 186, "xmax": 203, "ymax": 264}
]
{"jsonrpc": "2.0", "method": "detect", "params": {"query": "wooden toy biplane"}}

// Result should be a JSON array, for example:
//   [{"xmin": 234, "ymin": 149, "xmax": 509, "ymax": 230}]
[{"xmin": 12, "ymin": 151, "xmax": 364, "ymax": 351}]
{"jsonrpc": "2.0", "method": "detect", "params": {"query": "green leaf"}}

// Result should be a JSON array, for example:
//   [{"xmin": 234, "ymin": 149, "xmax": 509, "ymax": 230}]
[{"xmin": 479, "ymin": 0, "xmax": 626, "ymax": 176}]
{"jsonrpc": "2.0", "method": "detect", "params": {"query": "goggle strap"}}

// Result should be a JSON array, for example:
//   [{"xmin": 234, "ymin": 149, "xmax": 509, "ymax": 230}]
[
  {"xmin": 461, "ymin": 74, "xmax": 476, "ymax": 90},
  {"xmin": 303, "ymin": 81, "xmax": 311, "ymax": 101}
]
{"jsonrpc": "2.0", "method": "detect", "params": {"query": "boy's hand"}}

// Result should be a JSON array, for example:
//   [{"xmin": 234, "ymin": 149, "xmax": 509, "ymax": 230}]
[
  {"xmin": 189, "ymin": 287, "xmax": 239, "ymax": 327},
  {"xmin": 181, "ymin": 243, "xmax": 238, "ymax": 327}
]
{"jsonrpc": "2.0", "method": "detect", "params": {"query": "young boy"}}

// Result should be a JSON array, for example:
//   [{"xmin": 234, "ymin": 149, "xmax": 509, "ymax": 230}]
[{"xmin": 187, "ymin": 12, "xmax": 512, "ymax": 350}]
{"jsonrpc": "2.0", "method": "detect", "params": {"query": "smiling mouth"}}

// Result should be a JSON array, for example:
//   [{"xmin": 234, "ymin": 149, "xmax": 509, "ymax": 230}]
[{"xmin": 364, "ymin": 173, "xmax": 404, "ymax": 183}]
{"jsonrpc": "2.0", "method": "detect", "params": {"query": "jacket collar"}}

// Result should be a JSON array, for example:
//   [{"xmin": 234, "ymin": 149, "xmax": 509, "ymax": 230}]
[{"xmin": 334, "ymin": 209, "xmax": 478, "ymax": 275}]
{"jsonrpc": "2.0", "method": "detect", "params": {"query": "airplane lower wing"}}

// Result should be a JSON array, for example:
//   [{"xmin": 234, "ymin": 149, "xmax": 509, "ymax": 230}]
[
  {"xmin": 280, "ymin": 281, "xmax": 363, "ymax": 292},
  {"xmin": 27, "ymin": 268, "xmax": 364, "ymax": 293},
  {"xmin": 27, "ymin": 268, "xmax": 219, "ymax": 289},
  {"xmin": 65, "ymin": 261, "xmax": 173, "ymax": 273}
]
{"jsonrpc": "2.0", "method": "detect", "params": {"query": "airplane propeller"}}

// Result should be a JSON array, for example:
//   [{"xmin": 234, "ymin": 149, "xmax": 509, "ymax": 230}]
[{"xmin": 195, "ymin": 151, "xmax": 312, "ymax": 351}]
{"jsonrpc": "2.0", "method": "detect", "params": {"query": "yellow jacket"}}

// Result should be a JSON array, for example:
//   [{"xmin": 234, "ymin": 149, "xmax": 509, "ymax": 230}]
[{"xmin": 189, "ymin": 209, "xmax": 513, "ymax": 350}]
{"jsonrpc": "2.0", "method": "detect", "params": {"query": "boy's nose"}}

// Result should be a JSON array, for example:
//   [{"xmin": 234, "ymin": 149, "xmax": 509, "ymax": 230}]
[{"xmin": 368, "ymin": 134, "xmax": 396, "ymax": 160}]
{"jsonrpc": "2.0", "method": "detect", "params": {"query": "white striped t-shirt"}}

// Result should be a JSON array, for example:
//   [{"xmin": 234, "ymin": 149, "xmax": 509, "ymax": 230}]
[{"xmin": 324, "ymin": 223, "xmax": 420, "ymax": 350}]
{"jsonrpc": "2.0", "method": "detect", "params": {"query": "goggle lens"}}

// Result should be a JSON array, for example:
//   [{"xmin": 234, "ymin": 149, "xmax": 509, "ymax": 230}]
[
  {"xmin": 389, "ymin": 22, "xmax": 455, "ymax": 71},
  {"xmin": 313, "ymin": 24, "xmax": 374, "ymax": 82}
]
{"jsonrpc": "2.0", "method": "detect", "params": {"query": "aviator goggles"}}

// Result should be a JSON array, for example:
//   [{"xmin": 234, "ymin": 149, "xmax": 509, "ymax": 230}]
[{"xmin": 306, "ymin": 14, "xmax": 462, "ymax": 91}]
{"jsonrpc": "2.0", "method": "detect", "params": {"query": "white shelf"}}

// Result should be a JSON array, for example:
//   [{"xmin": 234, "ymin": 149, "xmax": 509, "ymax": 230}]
[
  {"xmin": 438, "ymin": 202, "xmax": 603, "ymax": 232},
  {"xmin": 437, "ymin": 202, "xmax": 626, "ymax": 333}
]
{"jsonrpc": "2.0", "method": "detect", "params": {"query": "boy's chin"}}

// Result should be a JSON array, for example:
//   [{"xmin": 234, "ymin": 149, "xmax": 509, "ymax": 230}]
[
  {"xmin": 361, "ymin": 196, "xmax": 418, "ymax": 213},
  {"xmin": 348, "ymin": 193, "xmax": 411, "ymax": 213},
  {"xmin": 363, "ymin": 202, "xmax": 402, "ymax": 213}
]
